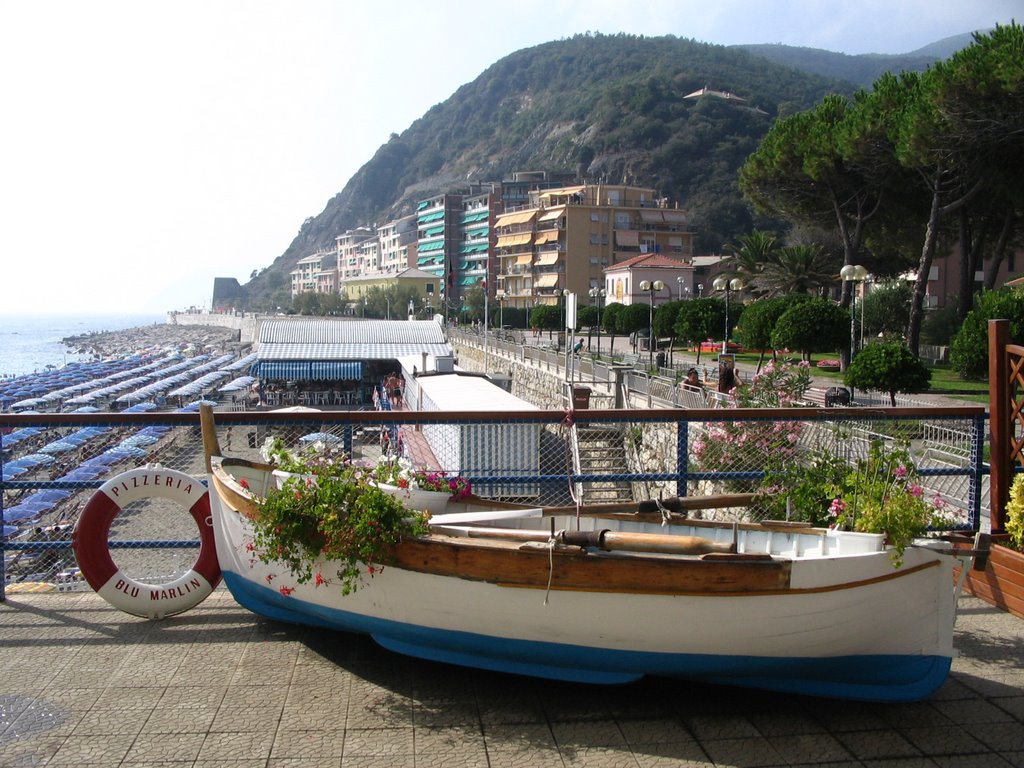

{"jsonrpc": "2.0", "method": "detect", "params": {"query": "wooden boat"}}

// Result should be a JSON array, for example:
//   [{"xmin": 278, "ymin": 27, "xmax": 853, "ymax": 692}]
[{"xmin": 199, "ymin": 406, "xmax": 973, "ymax": 702}]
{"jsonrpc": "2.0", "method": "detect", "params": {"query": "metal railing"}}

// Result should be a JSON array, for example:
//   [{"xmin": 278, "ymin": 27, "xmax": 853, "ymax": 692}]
[{"xmin": 2, "ymin": 405, "xmax": 987, "ymax": 600}]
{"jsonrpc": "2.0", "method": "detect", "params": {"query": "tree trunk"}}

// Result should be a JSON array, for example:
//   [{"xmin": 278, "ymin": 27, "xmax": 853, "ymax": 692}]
[
  {"xmin": 984, "ymin": 209, "xmax": 1015, "ymax": 290},
  {"xmin": 907, "ymin": 183, "xmax": 943, "ymax": 358}
]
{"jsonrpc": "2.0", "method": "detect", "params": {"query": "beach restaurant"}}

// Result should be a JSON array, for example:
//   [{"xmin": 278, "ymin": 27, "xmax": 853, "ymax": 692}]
[{"xmin": 251, "ymin": 318, "xmax": 452, "ymax": 407}]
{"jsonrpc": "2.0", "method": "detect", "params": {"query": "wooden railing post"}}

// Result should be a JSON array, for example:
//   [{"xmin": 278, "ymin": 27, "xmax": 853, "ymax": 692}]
[{"xmin": 989, "ymin": 319, "xmax": 1009, "ymax": 532}]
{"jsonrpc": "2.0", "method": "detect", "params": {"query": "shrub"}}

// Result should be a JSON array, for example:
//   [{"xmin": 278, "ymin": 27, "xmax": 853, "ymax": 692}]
[
  {"xmin": 950, "ymin": 289, "xmax": 1024, "ymax": 379},
  {"xmin": 844, "ymin": 341, "xmax": 930, "ymax": 406}
]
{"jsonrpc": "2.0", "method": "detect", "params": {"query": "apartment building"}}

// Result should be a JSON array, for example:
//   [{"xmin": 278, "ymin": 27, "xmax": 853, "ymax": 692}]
[{"xmin": 494, "ymin": 184, "xmax": 694, "ymax": 309}]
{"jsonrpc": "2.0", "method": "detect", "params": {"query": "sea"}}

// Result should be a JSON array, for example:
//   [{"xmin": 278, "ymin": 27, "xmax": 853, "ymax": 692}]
[{"xmin": 0, "ymin": 313, "xmax": 166, "ymax": 379}]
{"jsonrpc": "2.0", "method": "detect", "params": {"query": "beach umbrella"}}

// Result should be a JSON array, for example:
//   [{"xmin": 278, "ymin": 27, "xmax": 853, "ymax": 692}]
[
  {"xmin": 1, "ymin": 466, "xmax": 28, "ymax": 481},
  {"xmin": 299, "ymin": 432, "xmax": 343, "ymax": 444},
  {"xmin": 3, "ymin": 501, "xmax": 54, "ymax": 522},
  {"xmin": 9, "ymin": 454, "xmax": 54, "ymax": 467},
  {"xmin": 38, "ymin": 440, "xmax": 79, "ymax": 454},
  {"xmin": 2, "ymin": 525, "xmax": 17, "ymax": 538}
]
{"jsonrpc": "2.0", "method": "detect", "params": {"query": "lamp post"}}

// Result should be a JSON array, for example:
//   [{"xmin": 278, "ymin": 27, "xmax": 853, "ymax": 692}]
[
  {"xmin": 562, "ymin": 288, "xmax": 571, "ymax": 351},
  {"xmin": 496, "ymin": 290, "xmax": 505, "ymax": 330},
  {"xmin": 697, "ymin": 283, "xmax": 703, "ymax": 298},
  {"xmin": 712, "ymin": 276, "xmax": 743, "ymax": 354},
  {"xmin": 639, "ymin": 280, "xmax": 664, "ymax": 368},
  {"xmin": 589, "ymin": 286, "xmax": 606, "ymax": 359},
  {"xmin": 839, "ymin": 264, "xmax": 868, "ymax": 370}
]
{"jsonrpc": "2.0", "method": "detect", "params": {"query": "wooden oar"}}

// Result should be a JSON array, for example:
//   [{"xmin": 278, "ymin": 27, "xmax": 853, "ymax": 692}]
[{"xmin": 431, "ymin": 525, "xmax": 735, "ymax": 556}]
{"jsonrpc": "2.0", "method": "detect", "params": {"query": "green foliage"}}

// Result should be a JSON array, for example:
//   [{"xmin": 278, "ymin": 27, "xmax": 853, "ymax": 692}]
[
  {"xmin": 844, "ymin": 341, "xmax": 931, "ymax": 406},
  {"xmin": 615, "ymin": 303, "xmax": 653, "ymax": 337},
  {"xmin": 652, "ymin": 300, "xmax": 683, "ymax": 339},
  {"xmin": 831, "ymin": 441, "xmax": 956, "ymax": 566},
  {"xmin": 252, "ymin": 441, "xmax": 430, "ymax": 595},
  {"xmin": 674, "ymin": 298, "xmax": 726, "ymax": 348},
  {"xmin": 529, "ymin": 304, "xmax": 562, "ymax": 332},
  {"xmin": 735, "ymin": 295, "xmax": 810, "ymax": 351},
  {"xmin": 755, "ymin": 448, "xmax": 851, "ymax": 526},
  {"xmin": 757, "ymin": 244, "xmax": 840, "ymax": 296},
  {"xmin": 770, "ymin": 298, "xmax": 849, "ymax": 360},
  {"xmin": 1006, "ymin": 474, "xmax": 1024, "ymax": 551},
  {"xmin": 950, "ymin": 289, "xmax": 1024, "ymax": 379},
  {"xmin": 860, "ymin": 280, "xmax": 912, "ymax": 337},
  {"xmin": 921, "ymin": 299, "xmax": 962, "ymax": 346},
  {"xmin": 576, "ymin": 304, "xmax": 599, "ymax": 328}
]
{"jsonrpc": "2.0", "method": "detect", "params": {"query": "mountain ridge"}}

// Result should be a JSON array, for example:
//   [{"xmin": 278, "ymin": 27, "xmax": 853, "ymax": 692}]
[{"xmin": 243, "ymin": 30, "xmax": 979, "ymax": 308}]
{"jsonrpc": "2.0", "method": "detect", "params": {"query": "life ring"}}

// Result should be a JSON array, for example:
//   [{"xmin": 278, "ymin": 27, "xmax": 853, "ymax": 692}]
[{"xmin": 73, "ymin": 466, "xmax": 221, "ymax": 618}]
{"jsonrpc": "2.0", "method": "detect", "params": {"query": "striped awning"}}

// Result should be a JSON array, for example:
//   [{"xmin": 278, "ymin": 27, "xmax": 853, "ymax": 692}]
[
  {"xmin": 495, "ymin": 209, "xmax": 537, "ymax": 227},
  {"xmin": 253, "ymin": 361, "xmax": 363, "ymax": 381},
  {"xmin": 539, "ymin": 207, "xmax": 565, "ymax": 221}
]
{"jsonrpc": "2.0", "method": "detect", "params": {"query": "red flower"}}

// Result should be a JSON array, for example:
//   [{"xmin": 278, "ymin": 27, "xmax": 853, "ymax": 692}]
[
  {"xmin": 367, "ymin": 564, "xmax": 377, "ymax": 576},
  {"xmin": 245, "ymin": 542, "xmax": 254, "ymax": 553},
  {"xmin": 239, "ymin": 478, "xmax": 250, "ymax": 490},
  {"xmin": 279, "ymin": 586, "xmax": 294, "ymax": 596},
  {"xmin": 265, "ymin": 573, "xmax": 275, "ymax": 584},
  {"xmin": 315, "ymin": 572, "xmax": 325, "ymax": 587}
]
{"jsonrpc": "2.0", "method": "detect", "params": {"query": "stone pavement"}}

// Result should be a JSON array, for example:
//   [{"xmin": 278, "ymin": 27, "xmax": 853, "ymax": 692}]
[{"xmin": 1, "ymin": 589, "xmax": 1022, "ymax": 768}]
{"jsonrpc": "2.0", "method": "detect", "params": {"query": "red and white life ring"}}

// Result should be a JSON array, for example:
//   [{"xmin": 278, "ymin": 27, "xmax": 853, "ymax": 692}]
[{"xmin": 73, "ymin": 466, "xmax": 221, "ymax": 618}]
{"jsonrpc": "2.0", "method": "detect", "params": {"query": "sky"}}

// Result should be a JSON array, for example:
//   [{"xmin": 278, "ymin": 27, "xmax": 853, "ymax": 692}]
[{"xmin": 0, "ymin": 1, "xmax": 1017, "ymax": 317}]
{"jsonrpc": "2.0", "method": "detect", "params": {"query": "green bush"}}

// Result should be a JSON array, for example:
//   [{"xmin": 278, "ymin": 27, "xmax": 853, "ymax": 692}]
[
  {"xmin": 844, "ymin": 341, "xmax": 930, "ymax": 406},
  {"xmin": 950, "ymin": 289, "xmax": 1024, "ymax": 379},
  {"xmin": 770, "ymin": 298, "xmax": 849, "ymax": 360}
]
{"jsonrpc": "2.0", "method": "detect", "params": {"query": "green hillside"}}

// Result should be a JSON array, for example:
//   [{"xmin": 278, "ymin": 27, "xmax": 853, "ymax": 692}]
[{"xmin": 245, "ymin": 32, "xmax": 949, "ymax": 307}]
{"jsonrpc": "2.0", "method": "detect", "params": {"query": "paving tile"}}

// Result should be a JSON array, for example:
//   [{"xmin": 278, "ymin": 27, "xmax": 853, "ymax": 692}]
[
  {"xmin": 196, "ymin": 729, "xmax": 276, "ymax": 761},
  {"xmin": 560, "ymin": 744, "xmax": 641, "ymax": 767},
  {"xmin": 836, "ymin": 728, "xmax": 923, "ymax": 760},
  {"xmin": 899, "ymin": 724, "xmax": 990, "ymax": 757},
  {"xmin": 699, "ymin": 736, "xmax": 786, "ymax": 767},
  {"xmin": 123, "ymin": 731, "xmax": 206, "ymax": 762},
  {"xmin": 46, "ymin": 733, "xmax": 137, "ymax": 765},
  {"xmin": 3, "ymin": 591, "xmax": 1023, "ymax": 768},
  {"xmin": 341, "ymin": 725, "xmax": 413, "ymax": 756},
  {"xmin": 765, "ymin": 732, "xmax": 853, "ymax": 764},
  {"xmin": 271, "ymin": 728, "xmax": 347, "ymax": 759},
  {"xmin": 552, "ymin": 719, "xmax": 628, "ymax": 748}
]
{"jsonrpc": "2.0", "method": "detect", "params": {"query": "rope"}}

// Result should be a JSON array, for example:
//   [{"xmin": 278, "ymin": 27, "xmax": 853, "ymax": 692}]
[
  {"xmin": 543, "ymin": 529, "xmax": 565, "ymax": 606},
  {"xmin": 655, "ymin": 496, "xmax": 672, "ymax": 527}
]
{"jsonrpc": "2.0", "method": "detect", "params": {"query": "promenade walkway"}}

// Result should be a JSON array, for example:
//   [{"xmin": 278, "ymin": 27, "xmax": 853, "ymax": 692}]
[{"xmin": 1, "ymin": 589, "xmax": 1022, "ymax": 767}]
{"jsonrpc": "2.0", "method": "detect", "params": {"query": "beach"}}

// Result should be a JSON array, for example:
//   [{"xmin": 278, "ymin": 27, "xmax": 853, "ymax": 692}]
[{"xmin": 61, "ymin": 322, "xmax": 243, "ymax": 360}]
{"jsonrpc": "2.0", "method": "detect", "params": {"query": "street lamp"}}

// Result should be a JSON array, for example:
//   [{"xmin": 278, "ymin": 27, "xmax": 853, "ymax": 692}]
[
  {"xmin": 840, "ymin": 264, "xmax": 869, "ymax": 371},
  {"xmin": 639, "ymin": 280, "xmax": 664, "ymax": 368},
  {"xmin": 697, "ymin": 283, "xmax": 703, "ymax": 298},
  {"xmin": 712, "ymin": 276, "xmax": 743, "ymax": 354},
  {"xmin": 496, "ymin": 290, "xmax": 505, "ymax": 330},
  {"xmin": 588, "ymin": 286, "xmax": 606, "ymax": 359},
  {"xmin": 562, "ymin": 288, "xmax": 571, "ymax": 350}
]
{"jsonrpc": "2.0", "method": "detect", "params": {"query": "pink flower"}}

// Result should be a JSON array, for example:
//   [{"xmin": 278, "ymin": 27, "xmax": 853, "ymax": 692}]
[
  {"xmin": 910, "ymin": 484, "xmax": 923, "ymax": 498},
  {"xmin": 829, "ymin": 498, "xmax": 846, "ymax": 517},
  {"xmin": 894, "ymin": 465, "xmax": 908, "ymax": 479}
]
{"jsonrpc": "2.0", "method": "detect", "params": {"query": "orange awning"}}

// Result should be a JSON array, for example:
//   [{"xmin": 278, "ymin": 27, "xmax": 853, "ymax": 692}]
[
  {"xmin": 539, "ymin": 207, "xmax": 565, "ymax": 222},
  {"xmin": 535, "ymin": 252, "xmax": 560, "ymax": 267},
  {"xmin": 534, "ymin": 274, "xmax": 559, "ymax": 288},
  {"xmin": 495, "ymin": 209, "xmax": 538, "ymax": 227}
]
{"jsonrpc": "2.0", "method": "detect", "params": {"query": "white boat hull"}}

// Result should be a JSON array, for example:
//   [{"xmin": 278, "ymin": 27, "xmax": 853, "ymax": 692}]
[{"xmin": 208, "ymin": 464, "xmax": 960, "ymax": 702}]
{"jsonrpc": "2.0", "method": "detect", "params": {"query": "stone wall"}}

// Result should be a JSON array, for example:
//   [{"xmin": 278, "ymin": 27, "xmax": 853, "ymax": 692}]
[{"xmin": 168, "ymin": 311, "xmax": 262, "ymax": 344}]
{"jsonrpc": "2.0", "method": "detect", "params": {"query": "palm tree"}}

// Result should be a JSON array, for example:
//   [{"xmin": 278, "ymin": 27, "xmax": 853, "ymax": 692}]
[
  {"xmin": 756, "ymin": 244, "xmax": 839, "ymax": 297},
  {"xmin": 720, "ymin": 231, "xmax": 780, "ymax": 294}
]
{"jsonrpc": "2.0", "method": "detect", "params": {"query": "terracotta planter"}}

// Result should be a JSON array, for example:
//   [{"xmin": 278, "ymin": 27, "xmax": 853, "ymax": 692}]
[{"xmin": 956, "ymin": 540, "xmax": 1024, "ymax": 620}]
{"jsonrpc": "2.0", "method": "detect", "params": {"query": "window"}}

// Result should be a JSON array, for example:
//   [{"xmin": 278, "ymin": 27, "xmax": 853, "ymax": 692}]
[{"xmin": 614, "ymin": 213, "xmax": 630, "ymax": 228}]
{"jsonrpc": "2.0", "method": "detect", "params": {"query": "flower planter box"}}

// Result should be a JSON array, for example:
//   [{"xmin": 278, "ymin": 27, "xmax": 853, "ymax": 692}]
[
  {"xmin": 954, "ymin": 539, "xmax": 1024, "ymax": 620},
  {"xmin": 816, "ymin": 364, "xmax": 841, "ymax": 373},
  {"xmin": 373, "ymin": 482, "xmax": 450, "ymax": 514}
]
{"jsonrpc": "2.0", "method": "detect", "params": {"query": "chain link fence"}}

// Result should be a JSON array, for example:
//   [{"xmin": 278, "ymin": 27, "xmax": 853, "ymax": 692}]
[{"xmin": 2, "ymin": 405, "xmax": 986, "ymax": 598}]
